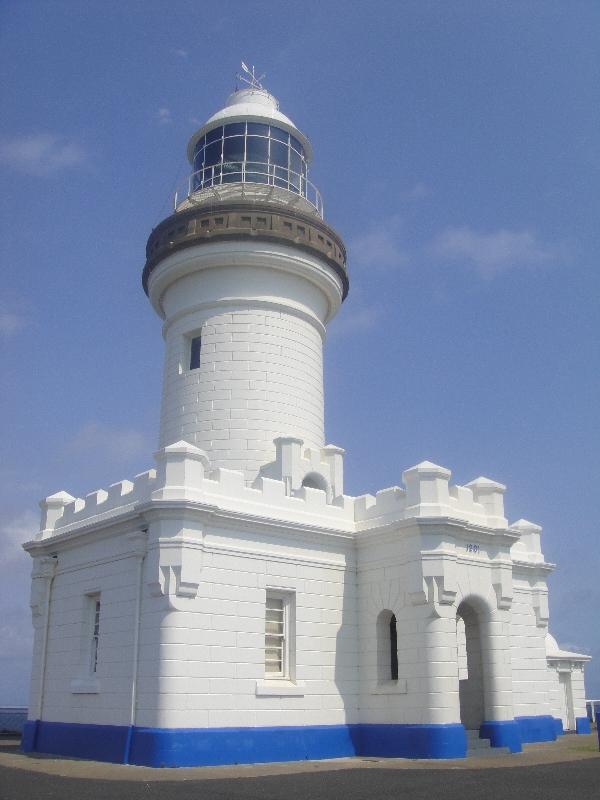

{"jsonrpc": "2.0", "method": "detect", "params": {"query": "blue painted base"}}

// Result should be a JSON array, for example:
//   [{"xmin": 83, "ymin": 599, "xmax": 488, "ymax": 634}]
[
  {"xmin": 22, "ymin": 715, "xmax": 566, "ymax": 766},
  {"xmin": 130, "ymin": 724, "xmax": 357, "ymax": 767},
  {"xmin": 479, "ymin": 720, "xmax": 522, "ymax": 753},
  {"xmin": 553, "ymin": 717, "xmax": 564, "ymax": 736},
  {"xmin": 515, "ymin": 715, "xmax": 557, "ymax": 743},
  {"xmin": 22, "ymin": 721, "xmax": 467, "ymax": 766},
  {"xmin": 22, "ymin": 720, "xmax": 130, "ymax": 763},
  {"xmin": 355, "ymin": 723, "xmax": 467, "ymax": 759},
  {"xmin": 575, "ymin": 717, "xmax": 591, "ymax": 734}
]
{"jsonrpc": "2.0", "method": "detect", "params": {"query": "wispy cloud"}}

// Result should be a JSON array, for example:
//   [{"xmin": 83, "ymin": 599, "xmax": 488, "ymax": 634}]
[
  {"xmin": 1, "ymin": 509, "xmax": 38, "ymax": 564},
  {"xmin": 0, "ymin": 292, "xmax": 30, "ymax": 339},
  {"xmin": 0, "ymin": 134, "xmax": 86, "ymax": 175},
  {"xmin": 157, "ymin": 107, "xmax": 172, "ymax": 125},
  {"xmin": 66, "ymin": 422, "xmax": 149, "ymax": 462},
  {"xmin": 430, "ymin": 226, "xmax": 563, "ymax": 278},
  {"xmin": 330, "ymin": 305, "xmax": 380, "ymax": 338},
  {"xmin": 329, "ymin": 286, "xmax": 381, "ymax": 338},
  {"xmin": 403, "ymin": 182, "xmax": 431, "ymax": 201},
  {"xmin": 173, "ymin": 48, "xmax": 188, "ymax": 59},
  {"xmin": 0, "ymin": 311, "xmax": 26, "ymax": 338},
  {"xmin": 349, "ymin": 215, "xmax": 410, "ymax": 272}
]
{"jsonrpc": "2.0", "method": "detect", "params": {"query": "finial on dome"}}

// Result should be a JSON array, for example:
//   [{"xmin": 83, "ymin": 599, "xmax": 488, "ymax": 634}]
[{"xmin": 237, "ymin": 61, "xmax": 266, "ymax": 91}]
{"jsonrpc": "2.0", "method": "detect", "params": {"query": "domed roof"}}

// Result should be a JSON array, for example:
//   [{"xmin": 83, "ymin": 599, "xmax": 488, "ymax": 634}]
[{"xmin": 186, "ymin": 86, "xmax": 312, "ymax": 164}]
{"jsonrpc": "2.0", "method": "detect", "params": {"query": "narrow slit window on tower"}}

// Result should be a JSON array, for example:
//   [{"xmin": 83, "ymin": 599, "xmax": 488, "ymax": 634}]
[{"xmin": 190, "ymin": 335, "xmax": 202, "ymax": 370}]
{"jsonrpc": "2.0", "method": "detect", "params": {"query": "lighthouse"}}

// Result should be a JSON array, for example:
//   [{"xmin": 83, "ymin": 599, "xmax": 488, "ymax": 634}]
[
  {"xmin": 22, "ymin": 69, "xmax": 591, "ymax": 767},
  {"xmin": 145, "ymin": 69, "xmax": 347, "ymax": 481}
]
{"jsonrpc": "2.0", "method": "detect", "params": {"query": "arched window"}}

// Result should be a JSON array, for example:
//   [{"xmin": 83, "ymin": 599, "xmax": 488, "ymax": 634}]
[
  {"xmin": 376, "ymin": 609, "xmax": 398, "ymax": 682},
  {"xmin": 301, "ymin": 473, "xmax": 328, "ymax": 492}
]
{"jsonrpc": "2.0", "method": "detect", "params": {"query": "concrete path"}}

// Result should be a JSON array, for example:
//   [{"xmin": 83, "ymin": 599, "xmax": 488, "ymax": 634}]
[{"xmin": 0, "ymin": 733, "xmax": 598, "ymax": 800}]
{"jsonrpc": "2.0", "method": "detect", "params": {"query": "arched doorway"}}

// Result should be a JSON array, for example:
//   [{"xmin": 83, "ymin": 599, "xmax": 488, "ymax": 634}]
[{"xmin": 456, "ymin": 601, "xmax": 485, "ymax": 731}]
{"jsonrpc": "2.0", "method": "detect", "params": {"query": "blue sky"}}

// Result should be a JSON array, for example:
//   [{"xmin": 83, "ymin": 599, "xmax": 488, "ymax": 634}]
[{"xmin": 1, "ymin": 0, "xmax": 599, "ymax": 704}]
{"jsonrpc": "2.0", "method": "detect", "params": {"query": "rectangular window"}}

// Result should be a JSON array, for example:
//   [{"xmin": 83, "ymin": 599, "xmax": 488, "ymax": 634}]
[
  {"xmin": 90, "ymin": 596, "xmax": 101, "ymax": 674},
  {"xmin": 265, "ymin": 592, "xmax": 294, "ymax": 679},
  {"xmin": 189, "ymin": 335, "xmax": 202, "ymax": 370}
]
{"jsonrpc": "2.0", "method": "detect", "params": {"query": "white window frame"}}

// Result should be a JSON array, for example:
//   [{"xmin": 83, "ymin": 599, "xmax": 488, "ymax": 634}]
[
  {"xmin": 256, "ymin": 588, "xmax": 303, "ymax": 696},
  {"xmin": 70, "ymin": 591, "xmax": 101, "ymax": 694},
  {"xmin": 89, "ymin": 595, "xmax": 101, "ymax": 674},
  {"xmin": 265, "ymin": 591, "xmax": 291, "ymax": 679}
]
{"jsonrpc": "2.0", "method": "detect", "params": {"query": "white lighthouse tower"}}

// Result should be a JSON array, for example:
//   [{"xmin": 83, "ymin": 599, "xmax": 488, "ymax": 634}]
[
  {"xmin": 146, "ymin": 70, "xmax": 347, "ymax": 481},
  {"xmin": 22, "ymin": 70, "xmax": 591, "ymax": 768}
]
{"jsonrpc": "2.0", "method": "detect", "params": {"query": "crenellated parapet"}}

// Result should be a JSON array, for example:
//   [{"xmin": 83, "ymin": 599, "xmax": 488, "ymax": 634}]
[
  {"xmin": 34, "ymin": 440, "xmax": 356, "ymax": 540},
  {"xmin": 33, "ymin": 451, "xmax": 550, "ymax": 565},
  {"xmin": 354, "ymin": 460, "xmax": 509, "ymax": 531}
]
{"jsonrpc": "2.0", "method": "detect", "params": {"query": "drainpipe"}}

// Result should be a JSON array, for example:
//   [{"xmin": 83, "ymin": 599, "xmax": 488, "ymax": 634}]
[
  {"xmin": 123, "ymin": 530, "xmax": 148, "ymax": 764},
  {"xmin": 32, "ymin": 555, "xmax": 58, "ymax": 747}
]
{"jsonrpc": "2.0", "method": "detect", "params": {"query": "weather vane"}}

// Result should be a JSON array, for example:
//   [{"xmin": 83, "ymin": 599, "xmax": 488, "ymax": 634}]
[{"xmin": 237, "ymin": 61, "xmax": 266, "ymax": 90}]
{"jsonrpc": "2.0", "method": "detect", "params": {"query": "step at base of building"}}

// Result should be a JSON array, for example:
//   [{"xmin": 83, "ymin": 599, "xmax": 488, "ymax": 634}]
[{"xmin": 466, "ymin": 729, "xmax": 512, "ymax": 757}]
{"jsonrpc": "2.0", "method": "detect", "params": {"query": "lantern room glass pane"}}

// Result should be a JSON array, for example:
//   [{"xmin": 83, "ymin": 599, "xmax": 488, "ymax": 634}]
[
  {"xmin": 270, "ymin": 126, "xmax": 289, "ymax": 145},
  {"xmin": 246, "ymin": 136, "xmax": 269, "ymax": 162},
  {"xmin": 289, "ymin": 150, "xmax": 302, "ymax": 175},
  {"xmin": 222, "ymin": 161, "xmax": 242, "ymax": 183},
  {"xmin": 245, "ymin": 164, "xmax": 269, "ymax": 184},
  {"xmin": 269, "ymin": 139, "xmax": 288, "ymax": 169},
  {"xmin": 224, "ymin": 122, "xmax": 246, "ymax": 137},
  {"xmin": 223, "ymin": 136, "xmax": 245, "ymax": 162},
  {"xmin": 193, "ymin": 135, "xmax": 205, "ymax": 158},
  {"xmin": 205, "ymin": 126, "xmax": 223, "ymax": 144},
  {"xmin": 247, "ymin": 122, "xmax": 270, "ymax": 137},
  {"xmin": 204, "ymin": 140, "xmax": 222, "ymax": 167}
]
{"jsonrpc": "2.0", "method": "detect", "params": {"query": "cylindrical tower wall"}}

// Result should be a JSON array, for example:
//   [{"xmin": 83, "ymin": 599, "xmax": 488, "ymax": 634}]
[{"xmin": 150, "ymin": 241, "xmax": 343, "ymax": 482}]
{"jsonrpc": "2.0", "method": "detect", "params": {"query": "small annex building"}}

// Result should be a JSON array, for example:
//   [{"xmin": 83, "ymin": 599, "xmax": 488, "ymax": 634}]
[{"xmin": 22, "ymin": 72, "xmax": 592, "ymax": 767}]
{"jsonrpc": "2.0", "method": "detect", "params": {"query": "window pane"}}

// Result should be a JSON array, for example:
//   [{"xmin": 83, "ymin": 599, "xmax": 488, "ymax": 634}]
[
  {"xmin": 193, "ymin": 150, "xmax": 204, "ymax": 172},
  {"xmin": 193, "ymin": 136, "xmax": 205, "ymax": 159},
  {"xmin": 265, "ymin": 596, "xmax": 285, "ymax": 676},
  {"xmin": 289, "ymin": 150, "xmax": 302, "ymax": 176},
  {"xmin": 224, "ymin": 122, "xmax": 246, "ymax": 136},
  {"xmin": 290, "ymin": 136, "xmax": 303, "ymax": 155},
  {"xmin": 222, "ymin": 162, "xmax": 242, "ymax": 183},
  {"xmin": 223, "ymin": 136, "xmax": 245, "ymax": 162},
  {"xmin": 270, "ymin": 126, "xmax": 289, "ymax": 145},
  {"xmin": 204, "ymin": 140, "xmax": 222, "ymax": 167},
  {"xmin": 390, "ymin": 615, "xmax": 398, "ymax": 681},
  {"xmin": 289, "ymin": 171, "xmax": 301, "ymax": 192},
  {"xmin": 246, "ymin": 167, "xmax": 269, "ymax": 184},
  {"xmin": 201, "ymin": 165, "xmax": 216, "ymax": 188},
  {"xmin": 247, "ymin": 122, "xmax": 270, "ymax": 136},
  {"xmin": 246, "ymin": 136, "xmax": 269, "ymax": 163},
  {"xmin": 190, "ymin": 336, "xmax": 202, "ymax": 370},
  {"xmin": 266, "ymin": 622, "xmax": 283, "ymax": 634},
  {"xmin": 205, "ymin": 126, "xmax": 223, "ymax": 144},
  {"xmin": 269, "ymin": 140, "xmax": 288, "ymax": 169},
  {"xmin": 91, "ymin": 598, "xmax": 100, "ymax": 674}
]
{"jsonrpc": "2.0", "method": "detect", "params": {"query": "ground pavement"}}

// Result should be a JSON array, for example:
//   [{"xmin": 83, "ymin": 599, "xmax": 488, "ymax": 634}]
[{"xmin": 0, "ymin": 732, "xmax": 598, "ymax": 800}]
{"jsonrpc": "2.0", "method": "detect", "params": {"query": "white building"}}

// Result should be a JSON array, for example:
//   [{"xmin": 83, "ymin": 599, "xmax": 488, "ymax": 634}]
[{"xmin": 22, "ymin": 74, "xmax": 591, "ymax": 766}]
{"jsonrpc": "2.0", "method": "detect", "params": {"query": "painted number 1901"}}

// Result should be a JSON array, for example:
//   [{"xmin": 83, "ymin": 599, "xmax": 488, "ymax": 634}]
[{"xmin": 466, "ymin": 543, "xmax": 480, "ymax": 553}]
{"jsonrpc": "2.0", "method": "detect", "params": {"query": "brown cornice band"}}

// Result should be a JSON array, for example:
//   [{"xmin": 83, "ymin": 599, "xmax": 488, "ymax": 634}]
[{"xmin": 143, "ymin": 203, "xmax": 349, "ymax": 299}]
